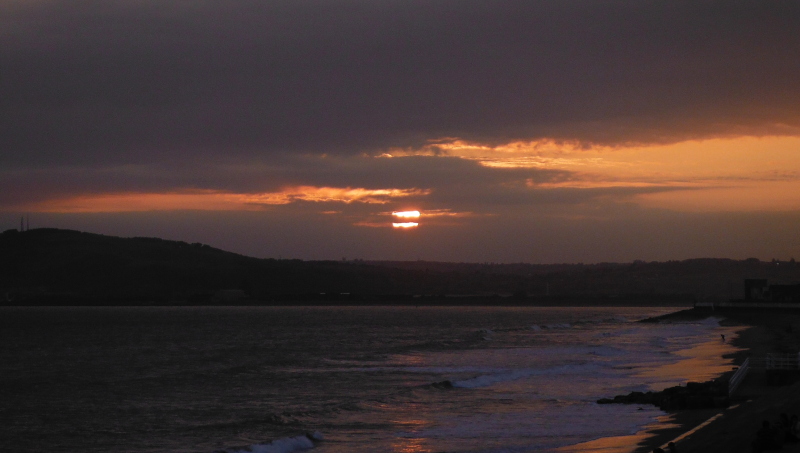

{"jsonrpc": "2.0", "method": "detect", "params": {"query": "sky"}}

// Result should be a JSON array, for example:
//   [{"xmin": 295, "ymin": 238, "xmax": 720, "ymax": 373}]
[{"xmin": 2, "ymin": 0, "xmax": 800, "ymax": 263}]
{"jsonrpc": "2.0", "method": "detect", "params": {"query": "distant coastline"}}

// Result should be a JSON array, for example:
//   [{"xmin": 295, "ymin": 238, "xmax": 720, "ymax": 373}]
[{"xmin": 2, "ymin": 228, "xmax": 798, "ymax": 307}]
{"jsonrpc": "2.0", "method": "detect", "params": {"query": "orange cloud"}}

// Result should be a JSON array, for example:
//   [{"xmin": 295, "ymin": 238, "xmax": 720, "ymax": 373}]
[
  {"xmin": 381, "ymin": 139, "xmax": 616, "ymax": 168},
  {"xmin": 242, "ymin": 186, "xmax": 430, "ymax": 205},
  {"xmin": 637, "ymin": 181, "xmax": 800, "ymax": 212},
  {"xmin": 382, "ymin": 135, "xmax": 800, "ymax": 212},
  {"xmin": 23, "ymin": 191, "xmax": 249, "ymax": 213},
  {"xmin": 19, "ymin": 186, "xmax": 431, "ymax": 213},
  {"xmin": 416, "ymin": 209, "xmax": 476, "ymax": 218},
  {"xmin": 383, "ymin": 135, "xmax": 800, "ymax": 177}
]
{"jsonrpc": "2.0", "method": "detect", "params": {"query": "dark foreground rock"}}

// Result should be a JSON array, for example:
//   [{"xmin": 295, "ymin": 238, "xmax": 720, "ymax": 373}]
[
  {"xmin": 431, "ymin": 380, "xmax": 454, "ymax": 389},
  {"xmin": 597, "ymin": 379, "xmax": 730, "ymax": 411}
]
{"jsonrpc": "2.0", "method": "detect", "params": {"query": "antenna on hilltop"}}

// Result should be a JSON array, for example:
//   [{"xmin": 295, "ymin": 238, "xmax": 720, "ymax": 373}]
[
  {"xmin": 20, "ymin": 216, "xmax": 23, "ymax": 232},
  {"xmin": 26, "ymin": 214, "xmax": 29, "ymax": 231}
]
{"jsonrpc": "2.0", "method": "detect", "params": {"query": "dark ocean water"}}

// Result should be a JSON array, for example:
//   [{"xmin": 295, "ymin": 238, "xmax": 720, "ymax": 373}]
[{"xmin": 0, "ymin": 306, "xmax": 741, "ymax": 453}]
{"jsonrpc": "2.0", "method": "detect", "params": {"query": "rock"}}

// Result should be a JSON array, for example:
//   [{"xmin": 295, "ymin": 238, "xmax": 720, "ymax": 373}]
[
  {"xmin": 431, "ymin": 380, "xmax": 454, "ymax": 389},
  {"xmin": 597, "ymin": 378, "xmax": 729, "ymax": 410}
]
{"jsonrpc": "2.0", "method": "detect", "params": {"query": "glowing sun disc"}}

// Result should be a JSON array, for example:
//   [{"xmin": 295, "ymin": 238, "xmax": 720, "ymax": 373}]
[
  {"xmin": 392, "ymin": 222, "xmax": 419, "ymax": 228},
  {"xmin": 393, "ymin": 210, "xmax": 421, "ymax": 218}
]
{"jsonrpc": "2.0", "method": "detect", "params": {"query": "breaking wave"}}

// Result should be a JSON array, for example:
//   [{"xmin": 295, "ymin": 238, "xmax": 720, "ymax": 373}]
[
  {"xmin": 452, "ymin": 363, "xmax": 604, "ymax": 389},
  {"xmin": 219, "ymin": 432, "xmax": 323, "ymax": 453}
]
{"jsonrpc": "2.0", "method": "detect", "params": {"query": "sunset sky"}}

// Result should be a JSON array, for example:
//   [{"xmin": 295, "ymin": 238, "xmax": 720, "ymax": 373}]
[{"xmin": 2, "ymin": 1, "xmax": 800, "ymax": 263}]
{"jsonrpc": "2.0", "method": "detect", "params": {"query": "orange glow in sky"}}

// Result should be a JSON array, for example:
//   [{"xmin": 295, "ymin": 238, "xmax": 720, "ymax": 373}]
[
  {"xmin": 242, "ymin": 186, "xmax": 429, "ymax": 205},
  {"xmin": 15, "ymin": 186, "xmax": 430, "ymax": 213},
  {"xmin": 383, "ymin": 135, "xmax": 800, "ymax": 212},
  {"xmin": 12, "ymin": 137, "xmax": 800, "ymax": 222}
]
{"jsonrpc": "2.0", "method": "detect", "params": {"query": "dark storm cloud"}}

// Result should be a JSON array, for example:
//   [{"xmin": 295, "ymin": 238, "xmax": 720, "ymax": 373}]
[
  {"xmin": 0, "ymin": 154, "xmax": 578, "ymax": 207},
  {"xmin": 1, "ymin": 149, "xmax": 694, "ymax": 213},
  {"xmin": 2, "ymin": 0, "xmax": 800, "ymax": 169}
]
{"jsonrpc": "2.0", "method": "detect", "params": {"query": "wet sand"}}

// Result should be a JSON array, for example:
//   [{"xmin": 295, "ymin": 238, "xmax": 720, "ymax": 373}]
[
  {"xmin": 637, "ymin": 308, "xmax": 800, "ymax": 453},
  {"xmin": 560, "ymin": 307, "xmax": 800, "ymax": 453}
]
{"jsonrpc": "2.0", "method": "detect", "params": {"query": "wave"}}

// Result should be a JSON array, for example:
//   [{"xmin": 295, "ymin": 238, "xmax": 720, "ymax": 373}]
[
  {"xmin": 538, "ymin": 323, "xmax": 573, "ymax": 330},
  {"xmin": 219, "ymin": 432, "xmax": 323, "ymax": 453},
  {"xmin": 530, "ymin": 316, "xmax": 631, "ymax": 332},
  {"xmin": 477, "ymin": 328, "xmax": 494, "ymax": 340},
  {"xmin": 587, "ymin": 345, "xmax": 627, "ymax": 357},
  {"xmin": 697, "ymin": 316, "xmax": 724, "ymax": 327},
  {"xmin": 200, "ymin": 414, "xmax": 302, "ymax": 431},
  {"xmin": 452, "ymin": 362, "xmax": 605, "ymax": 389}
]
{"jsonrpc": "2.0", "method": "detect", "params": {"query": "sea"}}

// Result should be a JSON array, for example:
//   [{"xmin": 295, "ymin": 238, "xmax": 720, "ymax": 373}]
[{"xmin": 0, "ymin": 305, "xmax": 743, "ymax": 453}]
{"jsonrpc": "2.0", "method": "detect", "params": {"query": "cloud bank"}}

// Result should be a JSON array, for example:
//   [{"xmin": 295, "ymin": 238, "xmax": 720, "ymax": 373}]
[
  {"xmin": 3, "ymin": 0, "xmax": 799, "ymax": 164},
  {"xmin": 2, "ymin": 1, "xmax": 800, "ymax": 261}
]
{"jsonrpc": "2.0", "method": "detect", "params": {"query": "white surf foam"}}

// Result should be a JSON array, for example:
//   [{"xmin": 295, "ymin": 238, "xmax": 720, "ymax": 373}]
[
  {"xmin": 226, "ymin": 434, "xmax": 317, "ymax": 453},
  {"xmin": 452, "ymin": 362, "xmax": 605, "ymax": 388}
]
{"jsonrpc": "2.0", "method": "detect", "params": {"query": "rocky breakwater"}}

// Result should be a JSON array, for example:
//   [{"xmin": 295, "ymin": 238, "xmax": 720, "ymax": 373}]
[{"xmin": 597, "ymin": 379, "xmax": 730, "ymax": 411}]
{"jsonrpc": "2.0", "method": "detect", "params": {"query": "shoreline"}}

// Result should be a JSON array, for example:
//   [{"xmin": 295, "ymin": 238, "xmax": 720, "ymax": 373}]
[
  {"xmin": 634, "ymin": 308, "xmax": 800, "ymax": 452},
  {"xmin": 559, "ymin": 308, "xmax": 746, "ymax": 453},
  {"xmin": 560, "ymin": 307, "xmax": 800, "ymax": 453}
]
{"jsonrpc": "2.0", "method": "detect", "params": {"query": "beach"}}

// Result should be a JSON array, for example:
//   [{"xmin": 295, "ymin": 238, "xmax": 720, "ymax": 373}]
[
  {"xmin": 3, "ymin": 305, "xmax": 736, "ymax": 453},
  {"xmin": 634, "ymin": 308, "xmax": 800, "ymax": 453},
  {"xmin": 6, "ymin": 305, "xmax": 796, "ymax": 453}
]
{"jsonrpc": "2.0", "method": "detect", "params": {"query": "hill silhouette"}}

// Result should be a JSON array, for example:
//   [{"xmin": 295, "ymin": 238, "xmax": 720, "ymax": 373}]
[
  {"xmin": 0, "ymin": 228, "xmax": 429, "ymax": 304},
  {"xmin": 2, "ymin": 228, "xmax": 799, "ymax": 306}
]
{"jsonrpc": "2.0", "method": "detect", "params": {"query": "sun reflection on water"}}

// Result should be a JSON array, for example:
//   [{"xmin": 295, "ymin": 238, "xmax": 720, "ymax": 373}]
[
  {"xmin": 391, "ymin": 414, "xmax": 433, "ymax": 453},
  {"xmin": 391, "ymin": 436, "xmax": 434, "ymax": 453}
]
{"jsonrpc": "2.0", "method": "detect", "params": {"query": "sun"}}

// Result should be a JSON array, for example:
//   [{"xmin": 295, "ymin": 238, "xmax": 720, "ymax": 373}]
[
  {"xmin": 392, "ymin": 210, "xmax": 421, "ymax": 228},
  {"xmin": 392, "ymin": 210, "xmax": 421, "ymax": 218}
]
